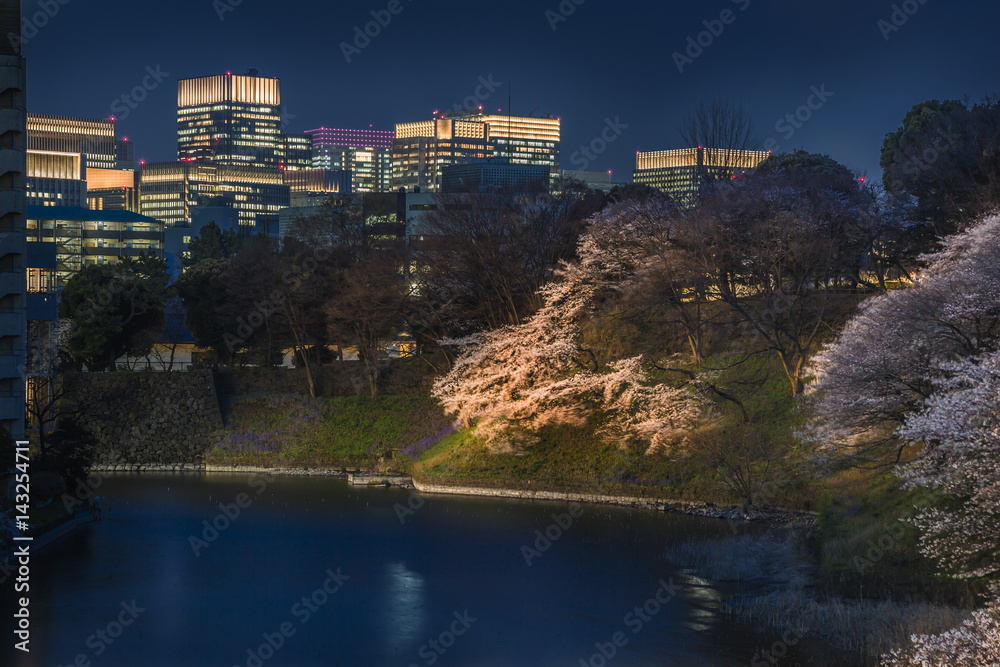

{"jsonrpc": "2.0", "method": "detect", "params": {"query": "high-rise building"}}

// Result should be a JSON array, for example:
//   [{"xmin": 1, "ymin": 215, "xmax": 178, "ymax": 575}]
[
  {"xmin": 305, "ymin": 127, "xmax": 394, "ymax": 193},
  {"xmin": 391, "ymin": 118, "xmax": 489, "ymax": 192},
  {"xmin": 451, "ymin": 110, "xmax": 561, "ymax": 175},
  {"xmin": 26, "ymin": 150, "xmax": 87, "ymax": 207},
  {"xmin": 177, "ymin": 71, "xmax": 284, "ymax": 168},
  {"xmin": 116, "ymin": 136, "xmax": 135, "ymax": 170},
  {"xmin": 633, "ymin": 147, "xmax": 770, "ymax": 204},
  {"xmin": 392, "ymin": 110, "xmax": 561, "ymax": 193},
  {"xmin": 27, "ymin": 113, "xmax": 118, "ymax": 170},
  {"xmin": 281, "ymin": 133, "xmax": 313, "ymax": 171},
  {"xmin": 139, "ymin": 161, "xmax": 289, "ymax": 227},
  {"xmin": 0, "ymin": 1, "xmax": 27, "ymax": 437}
]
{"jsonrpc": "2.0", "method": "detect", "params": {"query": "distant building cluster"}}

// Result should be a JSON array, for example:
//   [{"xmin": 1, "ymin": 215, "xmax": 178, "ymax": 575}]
[{"xmin": 0, "ymin": 34, "xmax": 779, "ymax": 432}]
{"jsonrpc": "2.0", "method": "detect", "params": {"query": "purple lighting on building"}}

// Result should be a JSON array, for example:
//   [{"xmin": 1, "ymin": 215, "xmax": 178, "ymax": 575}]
[{"xmin": 304, "ymin": 127, "xmax": 395, "ymax": 150}]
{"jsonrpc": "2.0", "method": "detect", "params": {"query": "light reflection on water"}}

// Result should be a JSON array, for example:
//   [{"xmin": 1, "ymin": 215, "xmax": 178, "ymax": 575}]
[{"xmin": 384, "ymin": 561, "xmax": 426, "ymax": 648}]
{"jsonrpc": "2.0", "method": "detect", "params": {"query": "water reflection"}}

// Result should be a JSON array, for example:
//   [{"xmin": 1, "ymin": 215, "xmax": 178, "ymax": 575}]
[{"xmin": 383, "ymin": 561, "xmax": 426, "ymax": 649}]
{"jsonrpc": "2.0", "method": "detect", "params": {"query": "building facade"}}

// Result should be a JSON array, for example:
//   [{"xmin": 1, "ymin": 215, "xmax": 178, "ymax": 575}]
[
  {"xmin": 634, "ymin": 147, "xmax": 770, "ymax": 204},
  {"xmin": 474, "ymin": 112, "xmax": 560, "ymax": 175},
  {"xmin": 26, "ymin": 149, "xmax": 87, "ymax": 207},
  {"xmin": 283, "ymin": 169, "xmax": 351, "ymax": 198},
  {"xmin": 306, "ymin": 127, "xmax": 394, "ymax": 193},
  {"xmin": 441, "ymin": 161, "xmax": 549, "ymax": 194},
  {"xmin": 87, "ymin": 167, "xmax": 140, "ymax": 213},
  {"xmin": 0, "ymin": 6, "xmax": 27, "ymax": 437},
  {"xmin": 177, "ymin": 71, "xmax": 284, "ymax": 169},
  {"xmin": 27, "ymin": 113, "xmax": 118, "ymax": 170},
  {"xmin": 280, "ymin": 133, "xmax": 313, "ymax": 171},
  {"xmin": 392, "ymin": 111, "xmax": 561, "ymax": 193},
  {"xmin": 140, "ymin": 161, "xmax": 289, "ymax": 228},
  {"xmin": 25, "ymin": 206, "xmax": 165, "ymax": 288},
  {"xmin": 391, "ymin": 118, "xmax": 489, "ymax": 192}
]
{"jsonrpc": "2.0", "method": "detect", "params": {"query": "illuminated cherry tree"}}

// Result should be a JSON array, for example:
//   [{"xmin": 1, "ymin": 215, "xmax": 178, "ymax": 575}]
[{"xmin": 432, "ymin": 198, "xmax": 703, "ymax": 452}]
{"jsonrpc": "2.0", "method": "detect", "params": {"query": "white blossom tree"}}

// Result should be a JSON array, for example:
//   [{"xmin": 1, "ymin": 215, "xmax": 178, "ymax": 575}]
[
  {"xmin": 803, "ymin": 215, "xmax": 1000, "ymax": 663},
  {"xmin": 881, "ymin": 352, "xmax": 1000, "ymax": 665},
  {"xmin": 805, "ymin": 214, "xmax": 1000, "ymax": 462}
]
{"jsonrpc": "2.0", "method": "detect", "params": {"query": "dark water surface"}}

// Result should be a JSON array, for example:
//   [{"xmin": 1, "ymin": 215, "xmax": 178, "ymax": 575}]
[{"xmin": 2, "ymin": 473, "xmax": 837, "ymax": 666}]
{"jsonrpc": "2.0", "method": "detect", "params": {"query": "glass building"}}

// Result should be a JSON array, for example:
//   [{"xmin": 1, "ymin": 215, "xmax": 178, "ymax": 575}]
[{"xmin": 281, "ymin": 133, "xmax": 313, "ymax": 171}]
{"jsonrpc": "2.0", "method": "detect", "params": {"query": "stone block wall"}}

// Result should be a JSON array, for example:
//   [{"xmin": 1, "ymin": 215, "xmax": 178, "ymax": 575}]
[{"xmin": 63, "ymin": 370, "xmax": 225, "ymax": 464}]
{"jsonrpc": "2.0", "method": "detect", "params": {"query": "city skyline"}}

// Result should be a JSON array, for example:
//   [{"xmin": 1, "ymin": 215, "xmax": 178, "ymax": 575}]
[{"xmin": 21, "ymin": 0, "xmax": 1000, "ymax": 184}]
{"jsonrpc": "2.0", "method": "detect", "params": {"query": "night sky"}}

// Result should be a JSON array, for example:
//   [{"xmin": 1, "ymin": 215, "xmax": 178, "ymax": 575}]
[{"xmin": 22, "ymin": 0, "xmax": 1000, "ymax": 181}]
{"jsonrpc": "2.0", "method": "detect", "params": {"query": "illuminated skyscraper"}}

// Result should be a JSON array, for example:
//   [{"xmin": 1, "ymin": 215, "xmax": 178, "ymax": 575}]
[
  {"xmin": 633, "ymin": 147, "xmax": 770, "ymax": 204},
  {"xmin": 139, "ymin": 162, "xmax": 289, "ymax": 227},
  {"xmin": 305, "ymin": 127, "xmax": 394, "ymax": 193},
  {"xmin": 449, "ymin": 110, "xmax": 561, "ymax": 175},
  {"xmin": 391, "ymin": 118, "xmax": 489, "ymax": 192},
  {"xmin": 281, "ymin": 133, "xmax": 313, "ymax": 171},
  {"xmin": 392, "ymin": 110, "xmax": 561, "ymax": 192},
  {"xmin": 27, "ymin": 113, "xmax": 118, "ymax": 169},
  {"xmin": 176, "ymin": 71, "xmax": 283, "ymax": 169}
]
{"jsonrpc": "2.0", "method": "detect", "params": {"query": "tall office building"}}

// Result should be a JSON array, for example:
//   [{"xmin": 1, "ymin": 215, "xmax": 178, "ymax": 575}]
[
  {"xmin": 0, "ymin": 0, "xmax": 27, "ymax": 437},
  {"xmin": 177, "ymin": 71, "xmax": 284, "ymax": 168},
  {"xmin": 281, "ymin": 133, "xmax": 313, "ymax": 171},
  {"xmin": 139, "ymin": 161, "xmax": 288, "ymax": 227},
  {"xmin": 116, "ymin": 136, "xmax": 135, "ymax": 170},
  {"xmin": 634, "ymin": 147, "xmax": 770, "ymax": 204},
  {"xmin": 306, "ymin": 127, "xmax": 394, "ymax": 193},
  {"xmin": 27, "ymin": 113, "xmax": 118, "ymax": 169},
  {"xmin": 448, "ymin": 110, "xmax": 561, "ymax": 175},
  {"xmin": 391, "ymin": 117, "xmax": 489, "ymax": 192},
  {"xmin": 26, "ymin": 150, "xmax": 87, "ymax": 207},
  {"xmin": 392, "ymin": 110, "xmax": 561, "ymax": 193}
]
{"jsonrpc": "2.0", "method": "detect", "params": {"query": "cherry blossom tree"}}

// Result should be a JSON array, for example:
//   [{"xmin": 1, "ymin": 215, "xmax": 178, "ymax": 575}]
[
  {"xmin": 805, "ymin": 214, "xmax": 1000, "ymax": 462},
  {"xmin": 882, "ymin": 597, "xmax": 999, "ymax": 667},
  {"xmin": 803, "ymin": 215, "xmax": 1000, "ymax": 664},
  {"xmin": 432, "ymin": 198, "xmax": 703, "ymax": 452}
]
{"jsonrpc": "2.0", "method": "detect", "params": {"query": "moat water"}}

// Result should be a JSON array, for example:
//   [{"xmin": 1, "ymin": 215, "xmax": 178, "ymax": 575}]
[{"xmin": 2, "ymin": 474, "xmax": 841, "ymax": 666}]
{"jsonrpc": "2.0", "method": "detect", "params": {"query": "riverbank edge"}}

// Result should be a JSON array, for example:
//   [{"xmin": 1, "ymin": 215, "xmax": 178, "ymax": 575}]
[
  {"xmin": 411, "ymin": 479, "xmax": 816, "ymax": 525},
  {"xmin": 87, "ymin": 464, "xmax": 816, "ymax": 525}
]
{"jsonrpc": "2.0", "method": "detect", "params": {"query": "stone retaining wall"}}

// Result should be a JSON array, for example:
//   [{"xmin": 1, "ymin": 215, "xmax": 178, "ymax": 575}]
[{"xmin": 65, "ymin": 370, "xmax": 225, "ymax": 465}]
